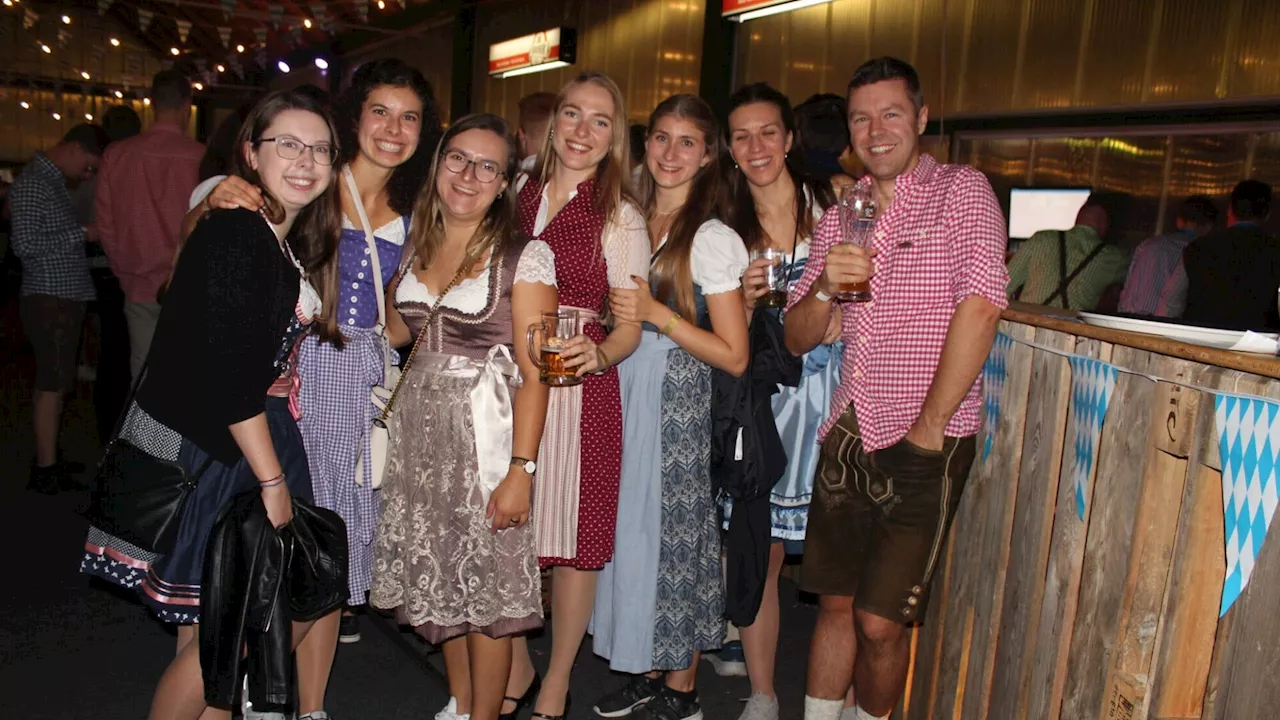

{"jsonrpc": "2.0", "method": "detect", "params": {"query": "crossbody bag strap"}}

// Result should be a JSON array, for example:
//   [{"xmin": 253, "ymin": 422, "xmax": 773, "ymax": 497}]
[
  {"xmin": 343, "ymin": 166, "xmax": 387, "ymax": 332},
  {"xmin": 376, "ymin": 258, "xmax": 475, "ymax": 424}
]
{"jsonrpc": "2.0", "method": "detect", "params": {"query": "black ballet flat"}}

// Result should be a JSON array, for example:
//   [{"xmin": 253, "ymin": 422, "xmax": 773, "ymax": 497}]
[
  {"xmin": 531, "ymin": 692, "xmax": 570, "ymax": 720},
  {"xmin": 499, "ymin": 673, "xmax": 543, "ymax": 720}
]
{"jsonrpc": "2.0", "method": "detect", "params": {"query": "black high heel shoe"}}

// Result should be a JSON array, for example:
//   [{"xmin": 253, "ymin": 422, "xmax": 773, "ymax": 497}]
[
  {"xmin": 531, "ymin": 692, "xmax": 570, "ymax": 720},
  {"xmin": 499, "ymin": 673, "xmax": 542, "ymax": 720}
]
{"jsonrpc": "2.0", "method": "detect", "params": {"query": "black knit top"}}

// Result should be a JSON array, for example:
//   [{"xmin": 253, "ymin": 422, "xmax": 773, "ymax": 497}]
[{"xmin": 137, "ymin": 208, "xmax": 301, "ymax": 465}]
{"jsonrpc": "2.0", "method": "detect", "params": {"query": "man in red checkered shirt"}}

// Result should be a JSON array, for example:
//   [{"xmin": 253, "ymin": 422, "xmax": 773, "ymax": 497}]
[{"xmin": 784, "ymin": 57, "xmax": 1009, "ymax": 720}]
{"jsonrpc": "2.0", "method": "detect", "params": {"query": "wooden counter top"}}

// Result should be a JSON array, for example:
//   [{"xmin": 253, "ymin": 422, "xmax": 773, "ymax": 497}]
[{"xmin": 1001, "ymin": 302, "xmax": 1280, "ymax": 380}]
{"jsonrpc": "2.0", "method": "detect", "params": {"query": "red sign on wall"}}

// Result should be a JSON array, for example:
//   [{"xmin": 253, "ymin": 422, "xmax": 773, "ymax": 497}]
[
  {"xmin": 722, "ymin": 0, "xmax": 793, "ymax": 16},
  {"xmin": 488, "ymin": 28, "xmax": 564, "ymax": 75}
]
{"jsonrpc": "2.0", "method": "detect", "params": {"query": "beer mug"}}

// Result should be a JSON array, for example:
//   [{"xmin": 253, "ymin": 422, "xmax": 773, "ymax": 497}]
[
  {"xmin": 836, "ymin": 183, "xmax": 877, "ymax": 303},
  {"xmin": 527, "ymin": 309, "xmax": 583, "ymax": 387},
  {"xmin": 750, "ymin": 247, "xmax": 789, "ymax": 309}
]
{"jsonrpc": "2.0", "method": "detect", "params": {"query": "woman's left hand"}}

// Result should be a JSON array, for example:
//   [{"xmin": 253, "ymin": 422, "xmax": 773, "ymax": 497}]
[
  {"xmin": 487, "ymin": 467, "xmax": 532, "ymax": 533},
  {"xmin": 562, "ymin": 334, "xmax": 607, "ymax": 377},
  {"xmin": 609, "ymin": 275, "xmax": 659, "ymax": 326}
]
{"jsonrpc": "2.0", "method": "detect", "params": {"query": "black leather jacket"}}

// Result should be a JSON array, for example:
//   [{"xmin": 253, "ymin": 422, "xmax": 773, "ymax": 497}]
[{"xmin": 200, "ymin": 492, "xmax": 348, "ymax": 709}]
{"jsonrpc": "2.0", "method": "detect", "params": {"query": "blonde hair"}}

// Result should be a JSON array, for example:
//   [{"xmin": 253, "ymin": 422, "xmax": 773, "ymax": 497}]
[{"xmin": 534, "ymin": 71, "xmax": 637, "ymax": 223}]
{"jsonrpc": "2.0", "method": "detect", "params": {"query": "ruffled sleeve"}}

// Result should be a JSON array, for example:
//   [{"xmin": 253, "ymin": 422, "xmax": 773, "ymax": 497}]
[
  {"xmin": 603, "ymin": 201, "xmax": 651, "ymax": 289},
  {"xmin": 690, "ymin": 220, "xmax": 749, "ymax": 295},
  {"xmin": 514, "ymin": 239, "xmax": 557, "ymax": 287}
]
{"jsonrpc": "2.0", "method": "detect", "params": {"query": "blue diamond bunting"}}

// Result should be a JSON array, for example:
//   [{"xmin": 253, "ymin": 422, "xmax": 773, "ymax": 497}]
[
  {"xmin": 1067, "ymin": 357, "xmax": 1118, "ymax": 520},
  {"xmin": 1214, "ymin": 395, "xmax": 1280, "ymax": 617},
  {"xmin": 982, "ymin": 332, "xmax": 1015, "ymax": 462}
]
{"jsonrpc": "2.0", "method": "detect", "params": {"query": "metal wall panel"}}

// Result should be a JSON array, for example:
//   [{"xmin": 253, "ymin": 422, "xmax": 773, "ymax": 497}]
[
  {"xmin": 737, "ymin": 0, "xmax": 1280, "ymax": 115},
  {"xmin": 473, "ymin": 0, "xmax": 705, "ymax": 126}
]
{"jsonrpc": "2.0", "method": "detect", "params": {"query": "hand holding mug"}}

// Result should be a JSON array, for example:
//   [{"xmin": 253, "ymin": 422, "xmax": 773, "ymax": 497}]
[{"xmin": 817, "ymin": 244, "xmax": 876, "ymax": 298}]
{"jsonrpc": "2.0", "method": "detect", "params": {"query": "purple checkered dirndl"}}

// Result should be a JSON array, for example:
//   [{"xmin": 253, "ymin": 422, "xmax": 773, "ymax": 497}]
[{"xmin": 297, "ymin": 328, "xmax": 387, "ymax": 605}]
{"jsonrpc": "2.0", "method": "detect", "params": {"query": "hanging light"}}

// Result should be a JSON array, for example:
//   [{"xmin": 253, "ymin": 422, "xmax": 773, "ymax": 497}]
[
  {"xmin": 109, "ymin": 37, "xmax": 121, "ymax": 47},
  {"xmin": 85, "ymin": 113, "xmax": 94, "ymax": 121},
  {"xmin": 19, "ymin": 101, "xmax": 30, "ymax": 109},
  {"xmin": 3, "ymin": 1, "xmax": 15, "ymax": 7},
  {"xmin": 170, "ymin": 47, "xmax": 180, "ymax": 56},
  {"xmin": 216, "ymin": 64, "xmax": 226, "ymax": 73},
  {"xmin": 304, "ymin": 18, "xmax": 312, "ymax": 29},
  {"xmin": 377, "ymin": 0, "xmax": 385, "ymax": 8},
  {"xmin": 277, "ymin": 60, "xmax": 291, "ymax": 73},
  {"xmin": 114, "ymin": 90, "xmax": 124, "ymax": 99},
  {"xmin": 144, "ymin": 98, "xmax": 151, "ymax": 106},
  {"xmin": 193, "ymin": 82, "xmax": 204, "ymax": 91},
  {"xmin": 80, "ymin": 71, "xmax": 91, "ymax": 80},
  {"xmin": 40, "ymin": 43, "xmax": 52, "ymax": 54},
  {"xmin": 314, "ymin": 58, "xmax": 329, "ymax": 70},
  {"xmin": 52, "ymin": 112, "xmax": 62, "ymax": 120},
  {"xmin": 61, "ymin": 14, "xmax": 71, "ymax": 24},
  {"xmin": 236, "ymin": 44, "xmax": 245, "ymax": 53}
]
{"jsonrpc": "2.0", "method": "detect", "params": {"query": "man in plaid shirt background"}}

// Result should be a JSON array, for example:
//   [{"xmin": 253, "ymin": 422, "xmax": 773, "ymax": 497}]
[
  {"xmin": 10, "ymin": 124, "xmax": 106, "ymax": 493},
  {"xmin": 785, "ymin": 57, "xmax": 1008, "ymax": 720}
]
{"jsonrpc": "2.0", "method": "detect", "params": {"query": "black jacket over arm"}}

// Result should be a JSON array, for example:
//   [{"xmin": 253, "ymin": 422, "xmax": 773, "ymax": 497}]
[
  {"xmin": 711, "ymin": 308, "xmax": 802, "ymax": 627},
  {"xmin": 136, "ymin": 208, "xmax": 299, "ymax": 465}
]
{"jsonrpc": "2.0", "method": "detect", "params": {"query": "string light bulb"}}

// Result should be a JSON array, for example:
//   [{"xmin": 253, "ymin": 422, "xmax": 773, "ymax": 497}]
[
  {"xmin": 236, "ymin": 44, "xmax": 245, "ymax": 53},
  {"xmin": 109, "ymin": 37, "xmax": 120, "ymax": 47},
  {"xmin": 315, "ymin": 58, "xmax": 329, "ymax": 70},
  {"xmin": 277, "ymin": 60, "xmax": 291, "ymax": 73},
  {"xmin": 377, "ymin": 0, "xmax": 385, "ymax": 8},
  {"xmin": 80, "ymin": 71, "xmax": 91, "ymax": 80},
  {"xmin": 114, "ymin": 90, "xmax": 124, "ymax": 99},
  {"xmin": 40, "ymin": 43, "xmax": 52, "ymax": 54},
  {"xmin": 19, "ymin": 101, "xmax": 30, "ymax": 109},
  {"xmin": 170, "ymin": 47, "xmax": 180, "ymax": 56},
  {"xmin": 216, "ymin": 64, "xmax": 226, "ymax": 73},
  {"xmin": 304, "ymin": 18, "xmax": 312, "ymax": 29},
  {"xmin": 61, "ymin": 14, "xmax": 71, "ymax": 24},
  {"xmin": 144, "ymin": 98, "xmax": 151, "ymax": 106},
  {"xmin": 193, "ymin": 82, "xmax": 204, "ymax": 91},
  {"xmin": 52, "ymin": 112, "xmax": 62, "ymax": 120},
  {"xmin": 85, "ymin": 113, "xmax": 93, "ymax": 121},
  {"xmin": 3, "ymin": 1, "xmax": 14, "ymax": 7}
]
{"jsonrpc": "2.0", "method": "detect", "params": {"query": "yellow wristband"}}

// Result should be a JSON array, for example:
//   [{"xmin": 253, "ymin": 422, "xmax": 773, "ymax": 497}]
[{"xmin": 660, "ymin": 314, "xmax": 681, "ymax": 336}]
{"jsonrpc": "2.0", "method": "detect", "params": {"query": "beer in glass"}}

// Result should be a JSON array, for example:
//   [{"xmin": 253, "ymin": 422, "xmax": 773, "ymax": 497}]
[
  {"xmin": 527, "ymin": 309, "xmax": 583, "ymax": 386},
  {"xmin": 836, "ymin": 183, "xmax": 877, "ymax": 303}
]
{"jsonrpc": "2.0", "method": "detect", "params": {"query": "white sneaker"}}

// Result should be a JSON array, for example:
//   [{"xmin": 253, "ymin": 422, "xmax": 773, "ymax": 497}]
[
  {"xmin": 737, "ymin": 693, "xmax": 779, "ymax": 720},
  {"xmin": 435, "ymin": 697, "xmax": 471, "ymax": 720}
]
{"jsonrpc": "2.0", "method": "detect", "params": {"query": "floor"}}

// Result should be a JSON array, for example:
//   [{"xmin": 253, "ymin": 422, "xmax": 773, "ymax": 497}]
[{"xmin": 0, "ymin": 288, "xmax": 817, "ymax": 720}]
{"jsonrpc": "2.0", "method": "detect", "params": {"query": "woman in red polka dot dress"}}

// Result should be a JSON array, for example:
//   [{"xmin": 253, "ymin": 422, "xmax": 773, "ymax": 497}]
[{"xmin": 505, "ymin": 71, "xmax": 649, "ymax": 720}]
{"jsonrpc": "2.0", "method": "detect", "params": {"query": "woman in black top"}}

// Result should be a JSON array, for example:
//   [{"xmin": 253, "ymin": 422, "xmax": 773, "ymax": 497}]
[{"xmin": 81, "ymin": 89, "xmax": 342, "ymax": 719}]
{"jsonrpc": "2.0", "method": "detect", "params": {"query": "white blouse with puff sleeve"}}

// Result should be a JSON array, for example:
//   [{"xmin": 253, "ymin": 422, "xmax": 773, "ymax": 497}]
[{"xmin": 659, "ymin": 219, "xmax": 750, "ymax": 296}]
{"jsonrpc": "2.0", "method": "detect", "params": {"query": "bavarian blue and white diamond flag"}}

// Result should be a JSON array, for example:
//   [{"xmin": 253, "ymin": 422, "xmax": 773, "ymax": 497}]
[
  {"xmin": 1068, "ymin": 357, "xmax": 1118, "ymax": 520},
  {"xmin": 982, "ymin": 332, "xmax": 1015, "ymax": 462},
  {"xmin": 1215, "ymin": 395, "xmax": 1280, "ymax": 617}
]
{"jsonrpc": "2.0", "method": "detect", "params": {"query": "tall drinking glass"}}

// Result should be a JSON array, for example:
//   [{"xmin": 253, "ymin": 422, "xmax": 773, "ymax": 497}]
[
  {"xmin": 836, "ymin": 183, "xmax": 877, "ymax": 303},
  {"xmin": 750, "ymin": 247, "xmax": 789, "ymax": 308}
]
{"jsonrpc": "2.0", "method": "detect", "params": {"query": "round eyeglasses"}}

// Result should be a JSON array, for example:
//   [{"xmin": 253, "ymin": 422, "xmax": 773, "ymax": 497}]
[
  {"xmin": 441, "ymin": 150, "xmax": 504, "ymax": 183},
  {"xmin": 258, "ymin": 136, "xmax": 336, "ymax": 166}
]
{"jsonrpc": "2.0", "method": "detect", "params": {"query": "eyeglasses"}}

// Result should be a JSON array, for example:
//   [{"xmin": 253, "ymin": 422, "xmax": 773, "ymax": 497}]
[
  {"xmin": 441, "ymin": 150, "xmax": 504, "ymax": 183},
  {"xmin": 258, "ymin": 136, "xmax": 336, "ymax": 166}
]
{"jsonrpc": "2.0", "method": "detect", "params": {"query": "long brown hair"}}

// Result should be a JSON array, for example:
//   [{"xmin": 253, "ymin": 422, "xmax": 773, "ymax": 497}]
[
  {"xmin": 232, "ymin": 89, "xmax": 344, "ymax": 347},
  {"xmin": 534, "ymin": 71, "xmax": 637, "ymax": 223},
  {"xmin": 407, "ymin": 113, "xmax": 520, "ymax": 277},
  {"xmin": 635, "ymin": 94, "xmax": 727, "ymax": 323},
  {"xmin": 726, "ymin": 83, "xmax": 834, "ymax": 252}
]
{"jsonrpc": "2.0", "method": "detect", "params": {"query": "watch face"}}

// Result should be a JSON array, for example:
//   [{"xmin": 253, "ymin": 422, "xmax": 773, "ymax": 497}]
[{"xmin": 523, "ymin": 461, "xmax": 537, "ymax": 474}]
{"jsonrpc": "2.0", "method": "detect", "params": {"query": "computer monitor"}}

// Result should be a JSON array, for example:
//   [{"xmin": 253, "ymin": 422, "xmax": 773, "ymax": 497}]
[{"xmin": 1008, "ymin": 187, "xmax": 1091, "ymax": 240}]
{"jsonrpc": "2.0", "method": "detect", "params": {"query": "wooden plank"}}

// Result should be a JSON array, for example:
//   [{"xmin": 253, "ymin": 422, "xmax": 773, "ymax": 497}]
[
  {"xmin": 1150, "ymin": 360, "xmax": 1201, "ymax": 459},
  {"xmin": 1146, "ymin": 463, "xmax": 1225, "ymax": 720},
  {"xmin": 1025, "ymin": 337, "xmax": 1110, "ymax": 720},
  {"xmin": 958, "ymin": 322, "xmax": 1036, "ymax": 719},
  {"xmin": 1060, "ymin": 346, "xmax": 1159, "ymax": 719},
  {"xmin": 1142, "ymin": 363, "xmax": 1223, "ymax": 720},
  {"xmin": 986, "ymin": 326, "xmax": 1075, "ymax": 719},
  {"xmin": 1001, "ymin": 306, "xmax": 1280, "ymax": 380},
  {"xmin": 1201, "ymin": 372, "xmax": 1280, "ymax": 720},
  {"xmin": 907, "ymin": 530, "xmax": 955, "ymax": 720}
]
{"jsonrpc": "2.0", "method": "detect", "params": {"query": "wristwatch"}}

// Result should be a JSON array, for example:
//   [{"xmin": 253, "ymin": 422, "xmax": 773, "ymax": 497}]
[{"xmin": 511, "ymin": 456, "xmax": 537, "ymax": 475}]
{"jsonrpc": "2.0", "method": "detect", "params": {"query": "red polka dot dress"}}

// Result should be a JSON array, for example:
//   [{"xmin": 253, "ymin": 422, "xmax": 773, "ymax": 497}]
[{"xmin": 518, "ymin": 178, "xmax": 624, "ymax": 570}]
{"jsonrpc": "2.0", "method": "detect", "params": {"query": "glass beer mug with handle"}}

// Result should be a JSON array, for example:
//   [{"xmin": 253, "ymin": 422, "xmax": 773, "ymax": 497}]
[
  {"xmin": 835, "ymin": 182, "xmax": 877, "ymax": 303},
  {"xmin": 527, "ymin": 309, "xmax": 584, "ymax": 386}
]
